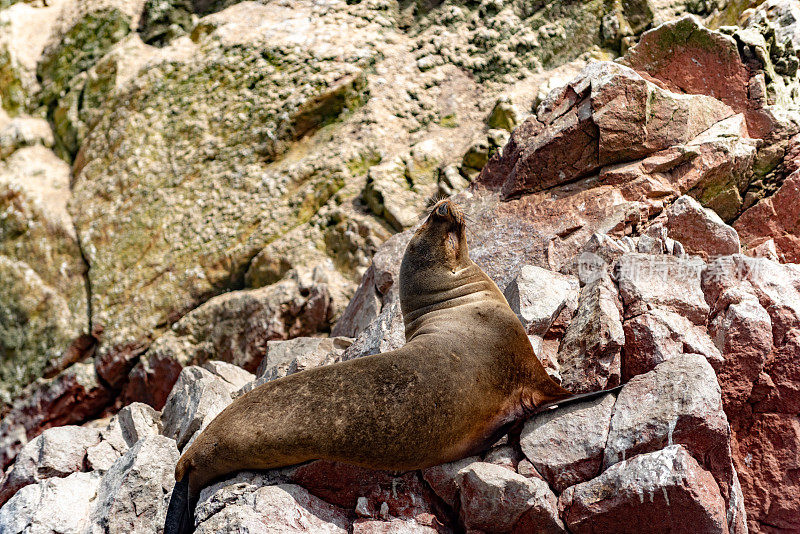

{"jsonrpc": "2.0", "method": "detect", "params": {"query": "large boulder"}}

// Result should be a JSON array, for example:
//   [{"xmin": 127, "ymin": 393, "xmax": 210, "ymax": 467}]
[
  {"xmin": 114, "ymin": 278, "xmax": 332, "ymax": 392},
  {"xmin": 456, "ymin": 462, "xmax": 565, "ymax": 534},
  {"xmin": 160, "ymin": 365, "xmax": 234, "ymax": 450},
  {"xmin": 561, "ymin": 446, "xmax": 729, "ymax": 534},
  {"xmin": 0, "ymin": 146, "xmax": 88, "ymax": 400},
  {"xmin": 490, "ymin": 61, "xmax": 733, "ymax": 199},
  {"xmin": 68, "ymin": 0, "xmax": 389, "ymax": 367},
  {"xmin": 85, "ymin": 435, "xmax": 179, "ymax": 534},
  {"xmin": 0, "ymin": 471, "xmax": 102, "ymax": 534},
  {"xmin": 520, "ymin": 393, "xmax": 616, "ymax": 493},
  {"xmin": 0, "ymin": 425, "xmax": 100, "ymax": 505}
]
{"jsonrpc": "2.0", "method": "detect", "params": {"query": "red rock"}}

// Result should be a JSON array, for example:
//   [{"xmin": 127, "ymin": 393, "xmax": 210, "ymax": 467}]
[
  {"xmin": 750, "ymin": 239, "xmax": 780, "ymax": 261},
  {"xmin": 664, "ymin": 195, "xmax": 741, "ymax": 259},
  {"xmin": 456, "ymin": 462, "xmax": 565, "ymax": 534},
  {"xmin": 196, "ymin": 478, "xmax": 351, "ymax": 533},
  {"xmin": 621, "ymin": 16, "xmax": 750, "ymax": 116},
  {"xmin": 623, "ymin": 308, "xmax": 722, "ymax": 380},
  {"xmin": 701, "ymin": 254, "xmax": 800, "ymax": 532},
  {"xmin": 0, "ymin": 362, "xmax": 111, "ymax": 469},
  {"xmin": 705, "ymin": 284, "xmax": 772, "ymax": 422},
  {"xmin": 482, "ymin": 443, "xmax": 522, "ymax": 472},
  {"xmin": 616, "ymin": 253, "xmax": 709, "ymax": 324},
  {"xmin": 120, "ymin": 350, "xmax": 183, "ymax": 411},
  {"xmin": 422, "ymin": 456, "xmax": 480, "ymax": 508},
  {"xmin": 492, "ymin": 62, "xmax": 732, "ymax": 199},
  {"xmin": 753, "ymin": 329, "xmax": 800, "ymax": 414},
  {"xmin": 290, "ymin": 461, "xmax": 435, "ymax": 523},
  {"xmin": 352, "ymin": 518, "xmax": 441, "ymax": 533},
  {"xmin": 556, "ymin": 273, "xmax": 623, "ymax": 393},
  {"xmin": 95, "ymin": 340, "xmax": 149, "ymax": 390},
  {"xmin": 783, "ymin": 133, "xmax": 800, "ymax": 175},
  {"xmin": 733, "ymin": 413, "xmax": 800, "ymax": 533},
  {"xmin": 560, "ymin": 445, "xmax": 729, "ymax": 534},
  {"xmin": 599, "ymin": 114, "xmax": 758, "ymax": 222},
  {"xmin": 604, "ymin": 354, "xmax": 730, "ymax": 476},
  {"xmin": 735, "ymin": 170, "xmax": 800, "ymax": 263}
]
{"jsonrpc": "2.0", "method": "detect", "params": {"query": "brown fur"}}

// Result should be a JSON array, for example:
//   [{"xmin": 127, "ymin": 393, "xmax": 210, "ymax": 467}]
[{"xmin": 175, "ymin": 199, "xmax": 571, "ymax": 497}]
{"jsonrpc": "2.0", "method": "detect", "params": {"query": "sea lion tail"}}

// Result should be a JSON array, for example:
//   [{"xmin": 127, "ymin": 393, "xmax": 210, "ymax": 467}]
[{"xmin": 164, "ymin": 476, "xmax": 195, "ymax": 534}]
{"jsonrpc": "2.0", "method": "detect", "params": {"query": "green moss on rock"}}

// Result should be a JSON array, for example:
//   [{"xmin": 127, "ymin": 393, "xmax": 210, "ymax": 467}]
[
  {"xmin": 70, "ymin": 2, "xmax": 382, "ymax": 356},
  {"xmin": 0, "ymin": 256, "xmax": 80, "ymax": 404},
  {"xmin": 37, "ymin": 8, "xmax": 132, "ymax": 108}
]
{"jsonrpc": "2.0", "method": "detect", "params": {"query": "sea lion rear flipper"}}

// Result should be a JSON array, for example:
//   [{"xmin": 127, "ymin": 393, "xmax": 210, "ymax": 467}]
[
  {"xmin": 164, "ymin": 476, "xmax": 195, "ymax": 534},
  {"xmin": 532, "ymin": 384, "xmax": 624, "ymax": 414}
]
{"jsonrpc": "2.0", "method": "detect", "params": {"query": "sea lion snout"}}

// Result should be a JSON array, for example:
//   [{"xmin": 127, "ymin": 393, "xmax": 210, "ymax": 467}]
[{"xmin": 430, "ymin": 198, "xmax": 465, "ymax": 227}]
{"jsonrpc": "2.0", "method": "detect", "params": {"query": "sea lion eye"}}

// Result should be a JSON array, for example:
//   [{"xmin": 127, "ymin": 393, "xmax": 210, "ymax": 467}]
[{"xmin": 436, "ymin": 203, "xmax": 448, "ymax": 217}]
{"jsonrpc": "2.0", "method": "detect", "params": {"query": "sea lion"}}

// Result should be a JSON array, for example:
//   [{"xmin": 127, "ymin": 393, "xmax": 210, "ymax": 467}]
[{"xmin": 165, "ymin": 198, "xmax": 579, "ymax": 533}]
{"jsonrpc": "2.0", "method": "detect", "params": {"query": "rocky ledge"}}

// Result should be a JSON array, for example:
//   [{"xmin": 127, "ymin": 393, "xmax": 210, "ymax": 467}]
[{"xmin": 2, "ymin": 0, "xmax": 800, "ymax": 533}]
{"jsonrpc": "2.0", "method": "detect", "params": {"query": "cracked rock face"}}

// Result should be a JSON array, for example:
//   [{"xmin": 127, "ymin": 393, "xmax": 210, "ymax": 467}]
[
  {"xmin": 2, "ymin": 0, "xmax": 800, "ymax": 533},
  {"xmin": 561, "ymin": 445, "xmax": 729, "ymax": 534}
]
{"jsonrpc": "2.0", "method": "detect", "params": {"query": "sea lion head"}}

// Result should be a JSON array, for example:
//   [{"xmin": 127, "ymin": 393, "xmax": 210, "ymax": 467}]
[
  {"xmin": 399, "ymin": 199, "xmax": 477, "ymax": 331},
  {"xmin": 402, "ymin": 198, "xmax": 469, "ymax": 275}
]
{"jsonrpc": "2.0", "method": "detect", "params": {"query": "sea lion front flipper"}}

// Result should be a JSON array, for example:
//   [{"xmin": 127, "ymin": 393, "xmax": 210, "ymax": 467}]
[{"xmin": 164, "ymin": 476, "xmax": 195, "ymax": 534}]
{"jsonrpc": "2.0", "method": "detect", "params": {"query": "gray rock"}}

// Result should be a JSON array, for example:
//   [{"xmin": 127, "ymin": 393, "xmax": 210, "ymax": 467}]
[
  {"xmin": 117, "ymin": 402, "xmax": 162, "ymax": 447},
  {"xmin": 557, "ymin": 273, "xmax": 624, "ymax": 393},
  {"xmin": 616, "ymin": 253, "xmax": 709, "ymax": 324},
  {"xmin": 85, "ymin": 440, "xmax": 122, "ymax": 474},
  {"xmin": 195, "ymin": 476, "xmax": 350, "ymax": 534},
  {"xmin": 0, "ymin": 425, "xmax": 101, "ymax": 505},
  {"xmin": 503, "ymin": 265, "xmax": 579, "ymax": 337},
  {"xmin": 340, "ymin": 299, "xmax": 405, "ymax": 361},
  {"xmin": 85, "ymin": 435, "xmax": 179, "ymax": 534},
  {"xmin": 636, "ymin": 234, "xmax": 665, "ymax": 254},
  {"xmin": 0, "ymin": 471, "xmax": 101, "ymax": 534},
  {"xmin": 566, "ymin": 233, "xmax": 628, "ymax": 284},
  {"xmin": 421, "ymin": 456, "xmax": 480, "ymax": 508},
  {"xmin": 456, "ymin": 462, "xmax": 565, "ymax": 534},
  {"xmin": 161, "ymin": 366, "xmax": 233, "ymax": 450},
  {"xmin": 202, "ymin": 361, "xmax": 255, "ymax": 394},
  {"xmin": 520, "ymin": 393, "xmax": 616, "ymax": 493},
  {"xmin": 604, "ymin": 353, "xmax": 728, "ymax": 470},
  {"xmin": 256, "ymin": 337, "xmax": 352, "ymax": 381}
]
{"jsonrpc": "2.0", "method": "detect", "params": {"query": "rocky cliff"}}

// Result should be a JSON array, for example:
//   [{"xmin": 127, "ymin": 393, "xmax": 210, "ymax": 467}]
[{"xmin": 1, "ymin": 0, "xmax": 800, "ymax": 532}]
